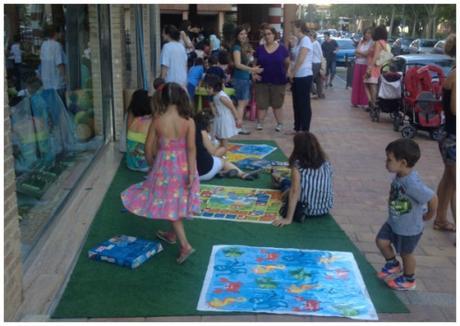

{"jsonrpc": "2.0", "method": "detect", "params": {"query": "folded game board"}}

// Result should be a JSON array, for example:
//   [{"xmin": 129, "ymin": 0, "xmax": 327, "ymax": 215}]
[{"xmin": 88, "ymin": 235, "xmax": 163, "ymax": 269}]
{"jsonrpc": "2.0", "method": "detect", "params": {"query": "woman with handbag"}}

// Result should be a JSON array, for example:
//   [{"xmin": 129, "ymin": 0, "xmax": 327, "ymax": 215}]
[
  {"xmin": 363, "ymin": 25, "xmax": 389, "ymax": 111},
  {"xmin": 272, "ymin": 132, "xmax": 334, "ymax": 227},
  {"xmin": 352, "ymin": 28, "xmax": 373, "ymax": 108}
]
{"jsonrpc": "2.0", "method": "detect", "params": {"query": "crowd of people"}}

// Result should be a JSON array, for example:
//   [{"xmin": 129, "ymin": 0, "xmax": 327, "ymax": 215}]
[
  {"xmin": 119, "ymin": 18, "xmax": 456, "ymax": 293},
  {"xmin": 156, "ymin": 20, "xmax": 346, "ymax": 136}
]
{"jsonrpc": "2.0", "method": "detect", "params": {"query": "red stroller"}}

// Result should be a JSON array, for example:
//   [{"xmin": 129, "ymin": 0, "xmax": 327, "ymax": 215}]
[{"xmin": 400, "ymin": 64, "xmax": 446, "ymax": 140}]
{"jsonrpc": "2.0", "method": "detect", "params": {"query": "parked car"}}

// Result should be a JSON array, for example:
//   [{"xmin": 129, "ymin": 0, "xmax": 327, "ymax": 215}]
[
  {"xmin": 334, "ymin": 38, "xmax": 356, "ymax": 66},
  {"xmin": 391, "ymin": 54, "xmax": 454, "ymax": 76},
  {"xmin": 432, "ymin": 39, "xmax": 446, "ymax": 54},
  {"xmin": 391, "ymin": 37, "xmax": 415, "ymax": 55},
  {"xmin": 327, "ymin": 28, "xmax": 338, "ymax": 37},
  {"xmin": 408, "ymin": 39, "xmax": 438, "ymax": 54}
]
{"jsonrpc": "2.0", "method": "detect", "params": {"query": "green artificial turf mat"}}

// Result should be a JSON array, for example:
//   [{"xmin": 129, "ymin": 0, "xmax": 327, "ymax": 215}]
[{"xmin": 52, "ymin": 140, "xmax": 408, "ymax": 318}]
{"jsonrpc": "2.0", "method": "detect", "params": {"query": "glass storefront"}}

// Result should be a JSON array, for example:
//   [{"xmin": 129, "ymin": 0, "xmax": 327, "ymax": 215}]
[{"xmin": 5, "ymin": 4, "xmax": 110, "ymax": 258}]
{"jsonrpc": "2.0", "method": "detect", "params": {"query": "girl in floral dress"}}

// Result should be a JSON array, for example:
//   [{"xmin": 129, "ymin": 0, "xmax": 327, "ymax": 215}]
[{"xmin": 121, "ymin": 82, "xmax": 200, "ymax": 264}]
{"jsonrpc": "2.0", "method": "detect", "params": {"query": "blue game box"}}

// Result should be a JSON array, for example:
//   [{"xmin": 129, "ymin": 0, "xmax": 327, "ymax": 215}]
[{"xmin": 88, "ymin": 235, "xmax": 163, "ymax": 269}]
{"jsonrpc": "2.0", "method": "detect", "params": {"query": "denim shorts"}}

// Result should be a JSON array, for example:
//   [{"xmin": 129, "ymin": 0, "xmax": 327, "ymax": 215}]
[
  {"xmin": 377, "ymin": 223, "xmax": 422, "ymax": 254},
  {"xmin": 439, "ymin": 134, "xmax": 456, "ymax": 165},
  {"xmin": 232, "ymin": 78, "xmax": 251, "ymax": 101}
]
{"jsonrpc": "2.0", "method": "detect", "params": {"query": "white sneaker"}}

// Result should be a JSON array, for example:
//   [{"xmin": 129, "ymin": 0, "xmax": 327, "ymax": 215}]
[
  {"xmin": 275, "ymin": 123, "xmax": 283, "ymax": 132},
  {"xmin": 256, "ymin": 123, "xmax": 263, "ymax": 130},
  {"xmin": 238, "ymin": 128, "xmax": 251, "ymax": 135}
]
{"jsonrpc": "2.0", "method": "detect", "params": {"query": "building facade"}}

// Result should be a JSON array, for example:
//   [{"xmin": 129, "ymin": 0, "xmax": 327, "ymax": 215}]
[
  {"xmin": 4, "ymin": 4, "xmax": 161, "ymax": 320},
  {"xmin": 4, "ymin": 3, "xmax": 299, "ymax": 320},
  {"xmin": 159, "ymin": 4, "xmax": 235, "ymax": 35}
]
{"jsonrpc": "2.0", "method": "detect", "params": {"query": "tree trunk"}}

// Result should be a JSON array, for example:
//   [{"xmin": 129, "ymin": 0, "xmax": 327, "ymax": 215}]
[
  {"xmin": 423, "ymin": 4, "xmax": 438, "ymax": 39},
  {"xmin": 388, "ymin": 5, "xmax": 395, "ymax": 39},
  {"xmin": 432, "ymin": 17, "xmax": 437, "ymax": 38},
  {"xmin": 425, "ymin": 20, "xmax": 432, "ymax": 38},
  {"xmin": 411, "ymin": 17, "xmax": 417, "ymax": 38}
]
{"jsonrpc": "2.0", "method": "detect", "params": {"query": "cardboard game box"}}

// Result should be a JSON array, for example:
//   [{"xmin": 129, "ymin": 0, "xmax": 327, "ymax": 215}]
[{"xmin": 88, "ymin": 235, "xmax": 163, "ymax": 269}]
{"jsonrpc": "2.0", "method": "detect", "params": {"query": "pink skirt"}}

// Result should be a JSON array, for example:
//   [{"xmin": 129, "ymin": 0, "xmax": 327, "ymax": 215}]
[{"xmin": 351, "ymin": 63, "xmax": 369, "ymax": 106}]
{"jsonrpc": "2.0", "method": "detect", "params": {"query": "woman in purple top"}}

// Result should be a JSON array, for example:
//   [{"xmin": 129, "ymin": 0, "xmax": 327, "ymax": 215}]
[{"xmin": 253, "ymin": 25, "xmax": 290, "ymax": 132}]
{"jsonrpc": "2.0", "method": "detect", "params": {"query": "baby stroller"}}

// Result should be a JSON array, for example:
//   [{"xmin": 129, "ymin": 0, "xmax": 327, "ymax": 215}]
[
  {"xmin": 400, "ymin": 64, "xmax": 445, "ymax": 140},
  {"xmin": 370, "ymin": 63, "xmax": 403, "ymax": 130}
]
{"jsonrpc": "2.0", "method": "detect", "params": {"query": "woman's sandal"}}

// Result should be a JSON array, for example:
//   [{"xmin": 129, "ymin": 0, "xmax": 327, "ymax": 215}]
[
  {"xmin": 433, "ymin": 220, "xmax": 456, "ymax": 232},
  {"xmin": 220, "ymin": 169, "xmax": 239, "ymax": 178},
  {"xmin": 177, "ymin": 247, "xmax": 196, "ymax": 264},
  {"xmin": 241, "ymin": 171, "xmax": 260, "ymax": 181}
]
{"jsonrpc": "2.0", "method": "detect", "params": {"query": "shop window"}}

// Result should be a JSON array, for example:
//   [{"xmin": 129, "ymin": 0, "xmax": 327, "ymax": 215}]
[{"xmin": 5, "ymin": 4, "xmax": 107, "ymax": 258}]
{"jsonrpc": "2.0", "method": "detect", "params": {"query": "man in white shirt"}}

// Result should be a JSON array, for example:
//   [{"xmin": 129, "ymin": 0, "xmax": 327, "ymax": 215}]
[
  {"xmin": 309, "ymin": 31, "xmax": 325, "ymax": 99},
  {"xmin": 40, "ymin": 25, "xmax": 66, "ymax": 102},
  {"xmin": 160, "ymin": 25, "xmax": 188, "ymax": 87}
]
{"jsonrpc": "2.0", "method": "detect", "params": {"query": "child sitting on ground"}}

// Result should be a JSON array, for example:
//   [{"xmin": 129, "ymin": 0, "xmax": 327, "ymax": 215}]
[
  {"xmin": 376, "ymin": 138, "xmax": 438, "ymax": 290},
  {"xmin": 125, "ymin": 89, "xmax": 152, "ymax": 172},
  {"xmin": 272, "ymin": 132, "xmax": 334, "ymax": 227},
  {"xmin": 194, "ymin": 111, "xmax": 257, "ymax": 181},
  {"xmin": 205, "ymin": 74, "xmax": 241, "ymax": 150}
]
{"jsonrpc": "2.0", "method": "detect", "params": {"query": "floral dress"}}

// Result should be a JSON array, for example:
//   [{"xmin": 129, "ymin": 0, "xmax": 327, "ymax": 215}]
[{"xmin": 121, "ymin": 128, "xmax": 201, "ymax": 221}]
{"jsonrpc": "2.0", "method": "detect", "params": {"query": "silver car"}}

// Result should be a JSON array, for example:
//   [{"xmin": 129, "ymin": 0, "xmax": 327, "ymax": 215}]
[
  {"xmin": 408, "ymin": 39, "xmax": 438, "ymax": 54},
  {"xmin": 432, "ymin": 40, "xmax": 446, "ymax": 54}
]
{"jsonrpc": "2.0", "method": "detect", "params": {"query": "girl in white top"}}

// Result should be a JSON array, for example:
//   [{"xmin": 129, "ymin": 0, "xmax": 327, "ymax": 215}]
[{"xmin": 205, "ymin": 75, "xmax": 240, "ymax": 149}]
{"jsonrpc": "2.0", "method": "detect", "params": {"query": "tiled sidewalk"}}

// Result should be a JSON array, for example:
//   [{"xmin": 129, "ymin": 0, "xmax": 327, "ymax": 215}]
[{"xmin": 19, "ymin": 75, "xmax": 455, "ymax": 322}]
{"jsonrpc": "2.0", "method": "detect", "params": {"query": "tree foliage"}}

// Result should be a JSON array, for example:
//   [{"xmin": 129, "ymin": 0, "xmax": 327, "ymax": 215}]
[{"xmin": 327, "ymin": 4, "xmax": 455, "ymax": 37}]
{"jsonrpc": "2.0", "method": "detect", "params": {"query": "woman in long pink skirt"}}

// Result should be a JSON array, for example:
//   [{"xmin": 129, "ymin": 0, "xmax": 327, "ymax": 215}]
[{"xmin": 351, "ymin": 28, "xmax": 373, "ymax": 108}]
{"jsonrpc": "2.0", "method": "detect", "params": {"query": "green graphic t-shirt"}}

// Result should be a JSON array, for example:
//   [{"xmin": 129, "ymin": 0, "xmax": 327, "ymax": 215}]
[{"xmin": 387, "ymin": 170, "xmax": 434, "ymax": 236}]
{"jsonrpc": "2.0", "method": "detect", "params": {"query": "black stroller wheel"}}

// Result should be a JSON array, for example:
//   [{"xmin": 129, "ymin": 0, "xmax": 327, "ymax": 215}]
[
  {"xmin": 401, "ymin": 125, "xmax": 416, "ymax": 139},
  {"xmin": 430, "ymin": 127, "xmax": 446, "ymax": 141}
]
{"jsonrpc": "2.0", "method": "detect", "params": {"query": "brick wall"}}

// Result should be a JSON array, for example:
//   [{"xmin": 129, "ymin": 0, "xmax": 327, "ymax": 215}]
[
  {"xmin": 4, "ymin": 75, "xmax": 24, "ymax": 321},
  {"xmin": 88, "ymin": 5, "xmax": 103, "ymax": 136},
  {"xmin": 110, "ymin": 4, "xmax": 126, "ymax": 141}
]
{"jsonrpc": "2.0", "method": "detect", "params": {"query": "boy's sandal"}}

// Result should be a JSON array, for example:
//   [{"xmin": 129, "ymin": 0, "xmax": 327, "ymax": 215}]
[
  {"xmin": 433, "ymin": 221, "xmax": 456, "ymax": 232},
  {"xmin": 177, "ymin": 247, "xmax": 196, "ymax": 264}
]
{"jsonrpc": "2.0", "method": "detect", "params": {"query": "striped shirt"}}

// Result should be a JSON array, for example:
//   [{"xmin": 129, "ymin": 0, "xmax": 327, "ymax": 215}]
[{"xmin": 297, "ymin": 160, "xmax": 334, "ymax": 216}]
